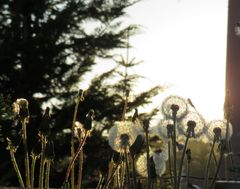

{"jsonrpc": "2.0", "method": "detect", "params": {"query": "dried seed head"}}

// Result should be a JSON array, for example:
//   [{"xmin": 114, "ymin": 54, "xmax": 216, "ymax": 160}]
[
  {"xmin": 213, "ymin": 127, "xmax": 222, "ymax": 141},
  {"xmin": 161, "ymin": 95, "xmax": 188, "ymax": 120},
  {"xmin": 74, "ymin": 121, "xmax": 84, "ymax": 139},
  {"xmin": 12, "ymin": 98, "xmax": 29, "ymax": 122}
]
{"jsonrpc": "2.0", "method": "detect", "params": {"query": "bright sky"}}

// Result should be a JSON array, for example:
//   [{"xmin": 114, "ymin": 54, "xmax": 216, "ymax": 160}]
[{"xmin": 125, "ymin": 0, "xmax": 229, "ymax": 121}]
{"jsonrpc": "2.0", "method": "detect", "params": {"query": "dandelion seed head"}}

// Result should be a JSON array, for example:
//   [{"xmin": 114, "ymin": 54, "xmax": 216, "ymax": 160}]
[
  {"xmin": 108, "ymin": 121, "xmax": 143, "ymax": 152},
  {"xmin": 179, "ymin": 111, "xmax": 206, "ymax": 138},
  {"xmin": 153, "ymin": 152, "xmax": 167, "ymax": 176},
  {"xmin": 206, "ymin": 119, "xmax": 233, "ymax": 141},
  {"xmin": 161, "ymin": 95, "xmax": 188, "ymax": 120},
  {"xmin": 154, "ymin": 119, "xmax": 177, "ymax": 140},
  {"xmin": 136, "ymin": 153, "xmax": 148, "ymax": 177},
  {"xmin": 136, "ymin": 151, "xmax": 167, "ymax": 177}
]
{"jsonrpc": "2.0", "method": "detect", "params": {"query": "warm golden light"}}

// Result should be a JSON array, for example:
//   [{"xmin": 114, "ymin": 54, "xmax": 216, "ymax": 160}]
[{"xmin": 126, "ymin": 0, "xmax": 228, "ymax": 121}]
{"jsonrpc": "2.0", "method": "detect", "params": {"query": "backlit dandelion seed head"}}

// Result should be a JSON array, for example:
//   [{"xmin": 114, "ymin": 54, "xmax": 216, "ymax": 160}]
[
  {"xmin": 108, "ymin": 121, "xmax": 143, "ymax": 152},
  {"xmin": 205, "ymin": 119, "xmax": 233, "ymax": 141},
  {"xmin": 153, "ymin": 152, "xmax": 167, "ymax": 176},
  {"xmin": 136, "ymin": 152, "xmax": 166, "ymax": 177},
  {"xmin": 136, "ymin": 153, "xmax": 148, "ymax": 177},
  {"xmin": 179, "ymin": 111, "xmax": 206, "ymax": 138},
  {"xmin": 154, "ymin": 142, "xmax": 169, "ymax": 161},
  {"xmin": 154, "ymin": 119, "xmax": 177, "ymax": 140},
  {"xmin": 161, "ymin": 95, "xmax": 188, "ymax": 120}
]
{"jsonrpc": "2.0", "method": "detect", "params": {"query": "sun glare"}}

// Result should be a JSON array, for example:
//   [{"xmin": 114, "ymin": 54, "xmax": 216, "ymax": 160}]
[{"xmin": 126, "ymin": 0, "xmax": 228, "ymax": 121}]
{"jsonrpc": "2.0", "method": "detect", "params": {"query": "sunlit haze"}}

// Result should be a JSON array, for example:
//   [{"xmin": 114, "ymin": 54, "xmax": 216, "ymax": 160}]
[{"xmin": 125, "ymin": 0, "xmax": 228, "ymax": 121}]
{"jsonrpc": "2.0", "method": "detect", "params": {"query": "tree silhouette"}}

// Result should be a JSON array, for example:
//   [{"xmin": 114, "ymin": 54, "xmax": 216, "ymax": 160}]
[{"xmin": 0, "ymin": 0, "xmax": 163, "ymax": 187}]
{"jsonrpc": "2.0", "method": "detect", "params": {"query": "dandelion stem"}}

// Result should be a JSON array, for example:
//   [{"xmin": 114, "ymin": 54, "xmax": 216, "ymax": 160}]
[
  {"xmin": 209, "ymin": 151, "xmax": 224, "ymax": 189},
  {"xmin": 203, "ymin": 138, "xmax": 216, "ymax": 189},
  {"xmin": 71, "ymin": 98, "xmax": 80, "ymax": 189},
  {"xmin": 65, "ymin": 132, "xmax": 88, "ymax": 183},
  {"xmin": 120, "ymin": 159, "xmax": 125, "ymax": 189},
  {"xmin": 172, "ymin": 114, "xmax": 177, "ymax": 189},
  {"xmin": 10, "ymin": 148, "xmax": 25, "ymax": 188},
  {"xmin": 96, "ymin": 173, "xmax": 103, "ymax": 189},
  {"xmin": 124, "ymin": 148, "xmax": 131, "ymax": 189},
  {"xmin": 131, "ymin": 155, "xmax": 137, "ymax": 189},
  {"xmin": 77, "ymin": 145, "xmax": 83, "ymax": 189},
  {"xmin": 30, "ymin": 154, "xmax": 37, "ymax": 188},
  {"xmin": 177, "ymin": 133, "xmax": 190, "ymax": 189},
  {"xmin": 186, "ymin": 160, "xmax": 190, "ymax": 189},
  {"xmin": 39, "ymin": 135, "xmax": 46, "ymax": 189},
  {"xmin": 22, "ymin": 119, "xmax": 31, "ymax": 188},
  {"xmin": 44, "ymin": 160, "xmax": 51, "ymax": 189},
  {"xmin": 103, "ymin": 162, "xmax": 119, "ymax": 189},
  {"xmin": 145, "ymin": 127, "xmax": 151, "ymax": 189},
  {"xmin": 168, "ymin": 141, "xmax": 173, "ymax": 186}
]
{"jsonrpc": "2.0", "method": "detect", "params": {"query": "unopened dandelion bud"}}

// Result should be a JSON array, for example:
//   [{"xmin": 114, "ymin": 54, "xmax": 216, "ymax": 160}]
[
  {"xmin": 176, "ymin": 142, "xmax": 184, "ymax": 151},
  {"xmin": 143, "ymin": 119, "xmax": 150, "ymax": 131},
  {"xmin": 39, "ymin": 107, "xmax": 51, "ymax": 136},
  {"xmin": 132, "ymin": 108, "xmax": 138, "ymax": 122},
  {"xmin": 129, "ymin": 134, "xmax": 144, "ymax": 157},
  {"xmin": 84, "ymin": 109, "xmax": 94, "ymax": 131}
]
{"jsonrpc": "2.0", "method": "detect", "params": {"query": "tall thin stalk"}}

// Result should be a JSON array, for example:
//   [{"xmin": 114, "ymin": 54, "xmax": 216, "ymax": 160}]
[
  {"xmin": 131, "ymin": 156, "xmax": 137, "ymax": 189},
  {"xmin": 124, "ymin": 148, "xmax": 131, "ymax": 189},
  {"xmin": 77, "ymin": 141, "xmax": 83, "ymax": 189},
  {"xmin": 44, "ymin": 160, "xmax": 51, "ymax": 189},
  {"xmin": 185, "ymin": 148, "xmax": 191, "ymax": 189},
  {"xmin": 22, "ymin": 119, "xmax": 31, "ymax": 188},
  {"xmin": 203, "ymin": 139, "xmax": 216, "ymax": 189},
  {"xmin": 70, "ymin": 90, "xmax": 84, "ymax": 189},
  {"xmin": 10, "ymin": 148, "xmax": 25, "ymax": 188},
  {"xmin": 209, "ymin": 140, "xmax": 226, "ymax": 189},
  {"xmin": 186, "ymin": 160, "xmax": 190, "ymax": 189},
  {"xmin": 168, "ymin": 141, "xmax": 173, "ymax": 186},
  {"xmin": 65, "ymin": 132, "xmax": 88, "ymax": 183},
  {"xmin": 177, "ymin": 133, "xmax": 190, "ymax": 189},
  {"xmin": 143, "ymin": 120, "xmax": 151, "ymax": 189},
  {"xmin": 39, "ymin": 135, "xmax": 47, "ymax": 189},
  {"xmin": 172, "ymin": 110, "xmax": 178, "ymax": 189},
  {"xmin": 30, "ymin": 154, "xmax": 37, "ymax": 188}
]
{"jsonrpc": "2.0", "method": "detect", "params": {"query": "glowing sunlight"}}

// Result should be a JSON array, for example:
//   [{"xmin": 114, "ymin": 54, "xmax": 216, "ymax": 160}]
[{"xmin": 126, "ymin": 0, "xmax": 228, "ymax": 121}]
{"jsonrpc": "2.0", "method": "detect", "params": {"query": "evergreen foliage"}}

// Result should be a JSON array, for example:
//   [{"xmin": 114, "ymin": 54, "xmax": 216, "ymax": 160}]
[{"xmin": 0, "ymin": 0, "xmax": 163, "ymax": 187}]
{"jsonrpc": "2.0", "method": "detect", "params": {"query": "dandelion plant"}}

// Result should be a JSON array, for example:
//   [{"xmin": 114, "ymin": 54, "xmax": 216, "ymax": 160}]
[{"xmin": 12, "ymin": 98, "xmax": 31, "ymax": 188}]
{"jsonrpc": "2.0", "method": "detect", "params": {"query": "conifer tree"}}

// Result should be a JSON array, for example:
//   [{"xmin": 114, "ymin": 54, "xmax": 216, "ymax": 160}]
[{"xmin": 0, "ymin": 0, "xmax": 163, "ymax": 187}]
